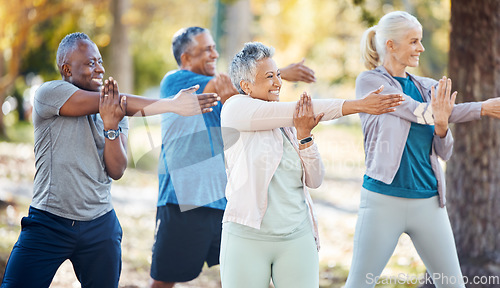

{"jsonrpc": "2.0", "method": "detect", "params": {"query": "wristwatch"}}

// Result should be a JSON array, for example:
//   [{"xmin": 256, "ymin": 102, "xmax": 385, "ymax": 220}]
[
  {"xmin": 104, "ymin": 127, "xmax": 121, "ymax": 140},
  {"xmin": 299, "ymin": 134, "xmax": 314, "ymax": 145}
]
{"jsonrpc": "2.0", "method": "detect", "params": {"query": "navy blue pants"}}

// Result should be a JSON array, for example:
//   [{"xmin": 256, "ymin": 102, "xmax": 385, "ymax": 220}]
[{"xmin": 1, "ymin": 207, "xmax": 122, "ymax": 288}]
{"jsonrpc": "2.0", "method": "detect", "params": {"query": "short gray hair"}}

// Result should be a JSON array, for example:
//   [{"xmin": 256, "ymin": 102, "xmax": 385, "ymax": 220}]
[
  {"xmin": 172, "ymin": 27, "xmax": 209, "ymax": 66},
  {"xmin": 56, "ymin": 32, "xmax": 92, "ymax": 75},
  {"xmin": 229, "ymin": 42, "xmax": 275, "ymax": 94}
]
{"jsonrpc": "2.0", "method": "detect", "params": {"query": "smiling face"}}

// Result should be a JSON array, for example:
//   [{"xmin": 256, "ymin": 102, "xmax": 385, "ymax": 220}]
[
  {"xmin": 385, "ymin": 27, "xmax": 425, "ymax": 76},
  {"xmin": 242, "ymin": 57, "xmax": 282, "ymax": 102},
  {"xmin": 62, "ymin": 39, "xmax": 104, "ymax": 92},
  {"xmin": 184, "ymin": 32, "xmax": 219, "ymax": 76}
]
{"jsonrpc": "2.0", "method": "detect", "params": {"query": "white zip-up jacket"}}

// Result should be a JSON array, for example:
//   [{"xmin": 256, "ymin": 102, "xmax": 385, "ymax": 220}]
[{"xmin": 220, "ymin": 94, "xmax": 346, "ymax": 249}]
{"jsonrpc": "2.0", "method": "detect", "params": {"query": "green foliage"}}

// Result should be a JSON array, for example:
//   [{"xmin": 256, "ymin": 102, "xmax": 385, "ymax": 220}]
[
  {"xmin": 2, "ymin": 0, "xmax": 451, "ymax": 141},
  {"xmin": 351, "ymin": 0, "xmax": 451, "ymax": 79}
]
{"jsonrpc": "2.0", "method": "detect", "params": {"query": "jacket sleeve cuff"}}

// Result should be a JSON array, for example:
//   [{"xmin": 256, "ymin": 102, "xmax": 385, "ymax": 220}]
[{"xmin": 433, "ymin": 128, "xmax": 454, "ymax": 161}]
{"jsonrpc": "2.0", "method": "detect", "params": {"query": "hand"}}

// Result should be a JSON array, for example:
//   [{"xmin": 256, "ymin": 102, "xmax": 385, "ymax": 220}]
[
  {"xmin": 213, "ymin": 73, "xmax": 239, "ymax": 103},
  {"xmin": 293, "ymin": 92, "xmax": 324, "ymax": 141},
  {"xmin": 100, "ymin": 77, "xmax": 126, "ymax": 130},
  {"xmin": 170, "ymin": 85, "xmax": 220, "ymax": 116},
  {"xmin": 481, "ymin": 98, "xmax": 500, "ymax": 118},
  {"xmin": 431, "ymin": 76, "xmax": 456, "ymax": 137},
  {"xmin": 280, "ymin": 59, "xmax": 316, "ymax": 83},
  {"xmin": 350, "ymin": 85, "xmax": 404, "ymax": 115}
]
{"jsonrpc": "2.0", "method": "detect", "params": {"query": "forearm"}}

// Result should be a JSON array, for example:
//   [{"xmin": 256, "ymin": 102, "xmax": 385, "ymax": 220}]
[
  {"xmin": 122, "ymin": 94, "xmax": 174, "ymax": 116},
  {"xmin": 300, "ymin": 145, "xmax": 325, "ymax": 188},
  {"xmin": 103, "ymin": 134, "xmax": 128, "ymax": 180},
  {"xmin": 341, "ymin": 99, "xmax": 364, "ymax": 116},
  {"xmin": 433, "ymin": 130, "xmax": 454, "ymax": 161},
  {"xmin": 479, "ymin": 99, "xmax": 500, "ymax": 119},
  {"xmin": 249, "ymin": 99, "xmax": 343, "ymax": 130}
]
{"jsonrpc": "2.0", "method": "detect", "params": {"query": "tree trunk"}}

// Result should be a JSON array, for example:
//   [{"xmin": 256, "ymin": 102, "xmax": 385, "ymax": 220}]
[
  {"xmin": 425, "ymin": 1, "xmax": 500, "ymax": 287},
  {"xmin": 222, "ymin": 0, "xmax": 252, "ymax": 66},
  {"xmin": 108, "ymin": 0, "xmax": 134, "ymax": 93}
]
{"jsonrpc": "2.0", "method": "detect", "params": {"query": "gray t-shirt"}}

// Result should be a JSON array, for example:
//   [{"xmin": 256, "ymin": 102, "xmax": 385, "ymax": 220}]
[{"xmin": 32, "ymin": 80, "xmax": 129, "ymax": 221}]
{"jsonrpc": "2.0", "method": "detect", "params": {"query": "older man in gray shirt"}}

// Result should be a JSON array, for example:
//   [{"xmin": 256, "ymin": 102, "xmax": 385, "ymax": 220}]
[{"xmin": 1, "ymin": 32, "xmax": 219, "ymax": 288}]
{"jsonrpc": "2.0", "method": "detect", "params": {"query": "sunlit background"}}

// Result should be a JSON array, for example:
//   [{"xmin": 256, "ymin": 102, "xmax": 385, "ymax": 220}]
[{"xmin": 1, "ymin": 0, "xmax": 452, "ymax": 287}]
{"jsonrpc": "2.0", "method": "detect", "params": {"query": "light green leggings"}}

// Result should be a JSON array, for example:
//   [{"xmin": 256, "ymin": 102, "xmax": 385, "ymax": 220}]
[
  {"xmin": 220, "ymin": 229, "xmax": 319, "ymax": 288},
  {"xmin": 345, "ymin": 188, "xmax": 465, "ymax": 288}
]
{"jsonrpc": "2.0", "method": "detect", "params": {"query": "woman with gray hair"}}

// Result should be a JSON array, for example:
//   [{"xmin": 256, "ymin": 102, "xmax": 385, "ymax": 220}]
[
  {"xmin": 219, "ymin": 42, "xmax": 403, "ymax": 288},
  {"xmin": 346, "ymin": 11, "xmax": 500, "ymax": 288}
]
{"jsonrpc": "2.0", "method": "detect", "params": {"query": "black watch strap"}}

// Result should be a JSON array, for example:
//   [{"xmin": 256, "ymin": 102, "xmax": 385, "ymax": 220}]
[{"xmin": 299, "ymin": 135, "xmax": 314, "ymax": 145}]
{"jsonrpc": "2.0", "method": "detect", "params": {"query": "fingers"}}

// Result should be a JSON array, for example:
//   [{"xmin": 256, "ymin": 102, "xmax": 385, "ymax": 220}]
[
  {"xmin": 451, "ymin": 91, "xmax": 457, "ymax": 105},
  {"xmin": 445, "ymin": 78, "xmax": 452, "ymax": 99},
  {"xmin": 315, "ymin": 113, "xmax": 324, "ymax": 125},
  {"xmin": 300, "ymin": 66, "xmax": 316, "ymax": 83},
  {"xmin": 112, "ymin": 78, "xmax": 119, "ymax": 104},
  {"xmin": 294, "ymin": 97, "xmax": 300, "ymax": 118},
  {"xmin": 304, "ymin": 93, "xmax": 313, "ymax": 114},
  {"xmin": 202, "ymin": 107, "xmax": 214, "ymax": 114},
  {"xmin": 298, "ymin": 94, "xmax": 305, "ymax": 117},
  {"xmin": 437, "ymin": 77, "xmax": 446, "ymax": 101},
  {"xmin": 197, "ymin": 93, "xmax": 220, "ymax": 109},
  {"xmin": 107, "ymin": 77, "xmax": 115, "ymax": 100},
  {"xmin": 183, "ymin": 84, "xmax": 200, "ymax": 93},
  {"xmin": 377, "ymin": 94, "xmax": 402, "ymax": 113},
  {"xmin": 379, "ymin": 94, "xmax": 404, "ymax": 105},
  {"xmin": 120, "ymin": 95, "xmax": 127, "ymax": 112},
  {"xmin": 372, "ymin": 85, "xmax": 384, "ymax": 94},
  {"xmin": 103, "ymin": 79, "xmax": 110, "ymax": 98},
  {"xmin": 100, "ymin": 81, "xmax": 106, "ymax": 104}
]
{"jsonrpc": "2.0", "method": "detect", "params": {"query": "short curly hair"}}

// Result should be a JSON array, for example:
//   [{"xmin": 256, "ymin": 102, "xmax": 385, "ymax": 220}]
[
  {"xmin": 56, "ymin": 32, "xmax": 93, "ymax": 75},
  {"xmin": 229, "ymin": 42, "xmax": 275, "ymax": 94}
]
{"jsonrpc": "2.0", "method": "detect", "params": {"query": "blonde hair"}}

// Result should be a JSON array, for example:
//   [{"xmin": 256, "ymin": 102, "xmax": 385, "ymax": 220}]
[{"xmin": 360, "ymin": 11, "xmax": 422, "ymax": 70}]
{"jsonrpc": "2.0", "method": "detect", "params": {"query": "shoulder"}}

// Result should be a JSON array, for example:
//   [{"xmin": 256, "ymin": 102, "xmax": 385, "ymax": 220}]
[
  {"xmin": 203, "ymin": 78, "xmax": 216, "ymax": 93},
  {"xmin": 356, "ymin": 69, "xmax": 385, "ymax": 83},
  {"xmin": 161, "ymin": 70, "xmax": 214, "ymax": 97},
  {"xmin": 222, "ymin": 94, "xmax": 251, "ymax": 112},
  {"xmin": 35, "ymin": 80, "xmax": 78, "ymax": 100},
  {"xmin": 37, "ymin": 80, "xmax": 75, "ymax": 92},
  {"xmin": 223, "ymin": 94, "xmax": 253, "ymax": 105},
  {"xmin": 409, "ymin": 74, "xmax": 437, "ymax": 88}
]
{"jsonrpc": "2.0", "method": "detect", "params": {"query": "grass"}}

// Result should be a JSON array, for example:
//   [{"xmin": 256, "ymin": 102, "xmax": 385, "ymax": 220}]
[{"xmin": 1, "ymin": 116, "xmax": 34, "ymax": 144}]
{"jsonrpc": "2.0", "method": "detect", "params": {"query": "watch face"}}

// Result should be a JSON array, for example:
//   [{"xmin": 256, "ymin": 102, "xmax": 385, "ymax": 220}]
[
  {"xmin": 105, "ymin": 130, "xmax": 118, "ymax": 140},
  {"xmin": 108, "ymin": 131, "xmax": 117, "ymax": 139}
]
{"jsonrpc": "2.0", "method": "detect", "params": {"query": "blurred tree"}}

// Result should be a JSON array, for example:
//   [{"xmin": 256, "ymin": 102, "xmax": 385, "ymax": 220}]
[
  {"xmin": 108, "ymin": 0, "xmax": 134, "ymax": 93},
  {"xmin": 1, "ymin": 0, "xmax": 451, "ymax": 137},
  {"xmin": 0, "ymin": 0, "xmax": 110, "ymax": 139},
  {"xmin": 127, "ymin": 0, "xmax": 214, "ymax": 94},
  {"xmin": 213, "ymin": 0, "xmax": 250, "ymax": 67},
  {"xmin": 441, "ymin": 1, "xmax": 500, "ymax": 287},
  {"xmin": 0, "ymin": 0, "xmax": 70, "ymax": 138}
]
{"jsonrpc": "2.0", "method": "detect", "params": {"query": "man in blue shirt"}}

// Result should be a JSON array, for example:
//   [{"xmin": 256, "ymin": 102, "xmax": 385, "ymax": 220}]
[{"xmin": 150, "ymin": 27, "xmax": 317, "ymax": 288}]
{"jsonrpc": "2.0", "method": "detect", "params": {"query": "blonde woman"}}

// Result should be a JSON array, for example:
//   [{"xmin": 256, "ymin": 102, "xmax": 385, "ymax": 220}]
[{"xmin": 346, "ymin": 11, "xmax": 500, "ymax": 288}]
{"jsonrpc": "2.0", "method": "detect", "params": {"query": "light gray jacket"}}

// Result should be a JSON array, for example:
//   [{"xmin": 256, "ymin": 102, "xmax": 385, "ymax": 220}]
[{"xmin": 355, "ymin": 66, "xmax": 482, "ymax": 207}]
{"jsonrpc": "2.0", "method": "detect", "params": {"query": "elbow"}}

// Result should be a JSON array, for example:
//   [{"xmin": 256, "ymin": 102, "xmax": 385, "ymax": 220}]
[
  {"xmin": 439, "ymin": 149, "xmax": 453, "ymax": 162},
  {"xmin": 305, "ymin": 165, "xmax": 325, "ymax": 189},
  {"xmin": 307, "ymin": 179, "xmax": 323, "ymax": 189},
  {"xmin": 108, "ymin": 168, "xmax": 126, "ymax": 180},
  {"xmin": 107, "ymin": 160, "xmax": 128, "ymax": 180}
]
